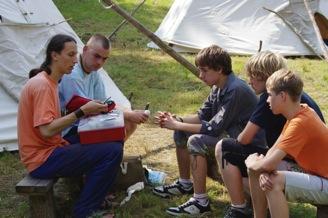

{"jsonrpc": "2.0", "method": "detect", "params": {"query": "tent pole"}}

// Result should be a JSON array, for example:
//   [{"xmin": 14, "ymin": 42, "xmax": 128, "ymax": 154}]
[
  {"xmin": 100, "ymin": 0, "xmax": 199, "ymax": 77},
  {"xmin": 303, "ymin": 0, "xmax": 328, "ymax": 61},
  {"xmin": 108, "ymin": 0, "xmax": 145, "ymax": 40},
  {"xmin": 264, "ymin": 7, "xmax": 325, "ymax": 60}
]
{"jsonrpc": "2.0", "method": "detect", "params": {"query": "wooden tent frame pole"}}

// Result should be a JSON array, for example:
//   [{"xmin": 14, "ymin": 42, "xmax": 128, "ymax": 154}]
[
  {"xmin": 108, "ymin": 0, "xmax": 145, "ymax": 40},
  {"xmin": 100, "ymin": 0, "xmax": 199, "ymax": 77}
]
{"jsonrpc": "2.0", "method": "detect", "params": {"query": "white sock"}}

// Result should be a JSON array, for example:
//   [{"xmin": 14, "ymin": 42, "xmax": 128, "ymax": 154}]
[
  {"xmin": 193, "ymin": 193, "xmax": 208, "ymax": 206},
  {"xmin": 178, "ymin": 178, "xmax": 192, "ymax": 187},
  {"xmin": 231, "ymin": 202, "xmax": 247, "ymax": 209}
]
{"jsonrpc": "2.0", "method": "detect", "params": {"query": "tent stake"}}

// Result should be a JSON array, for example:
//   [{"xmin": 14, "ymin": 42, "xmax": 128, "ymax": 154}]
[{"xmin": 100, "ymin": 0, "xmax": 199, "ymax": 77}]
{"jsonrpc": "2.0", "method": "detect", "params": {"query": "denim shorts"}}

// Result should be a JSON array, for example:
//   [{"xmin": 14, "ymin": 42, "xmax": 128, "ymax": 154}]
[{"xmin": 284, "ymin": 171, "xmax": 328, "ymax": 205}]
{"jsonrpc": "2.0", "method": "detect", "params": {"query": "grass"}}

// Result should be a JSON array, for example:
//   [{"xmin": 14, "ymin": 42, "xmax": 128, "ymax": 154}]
[{"xmin": 1, "ymin": 0, "xmax": 327, "ymax": 217}]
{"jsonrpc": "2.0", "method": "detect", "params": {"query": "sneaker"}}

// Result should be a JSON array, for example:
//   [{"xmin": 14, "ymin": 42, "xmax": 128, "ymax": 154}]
[
  {"xmin": 152, "ymin": 180, "xmax": 193, "ymax": 198},
  {"xmin": 224, "ymin": 206, "xmax": 252, "ymax": 218},
  {"xmin": 166, "ymin": 197, "xmax": 211, "ymax": 217}
]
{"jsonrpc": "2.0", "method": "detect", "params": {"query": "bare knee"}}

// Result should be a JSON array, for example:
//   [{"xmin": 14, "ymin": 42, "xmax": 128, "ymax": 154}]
[
  {"xmin": 247, "ymin": 168, "xmax": 259, "ymax": 178},
  {"xmin": 265, "ymin": 172, "xmax": 286, "ymax": 195},
  {"xmin": 270, "ymin": 172, "xmax": 285, "ymax": 191}
]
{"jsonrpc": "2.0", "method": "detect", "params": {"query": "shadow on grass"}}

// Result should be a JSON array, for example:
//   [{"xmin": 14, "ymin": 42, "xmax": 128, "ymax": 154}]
[{"xmin": 141, "ymin": 143, "xmax": 175, "ymax": 160}]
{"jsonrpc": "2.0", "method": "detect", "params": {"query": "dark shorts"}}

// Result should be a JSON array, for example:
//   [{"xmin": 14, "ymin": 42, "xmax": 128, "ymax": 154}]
[{"xmin": 221, "ymin": 138, "xmax": 268, "ymax": 177}]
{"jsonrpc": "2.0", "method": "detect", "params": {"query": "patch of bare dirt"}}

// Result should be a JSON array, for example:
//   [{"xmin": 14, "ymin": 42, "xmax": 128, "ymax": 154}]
[{"xmin": 124, "ymin": 124, "xmax": 179, "ymax": 180}]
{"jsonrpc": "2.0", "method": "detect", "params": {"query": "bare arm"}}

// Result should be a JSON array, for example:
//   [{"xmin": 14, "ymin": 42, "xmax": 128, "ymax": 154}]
[
  {"xmin": 39, "ymin": 101, "xmax": 108, "ymax": 138},
  {"xmin": 266, "ymin": 134, "xmax": 283, "ymax": 156},
  {"xmin": 237, "ymin": 121, "xmax": 261, "ymax": 145},
  {"xmin": 171, "ymin": 121, "xmax": 202, "ymax": 133},
  {"xmin": 245, "ymin": 146, "xmax": 286, "ymax": 172},
  {"xmin": 179, "ymin": 114, "xmax": 201, "ymax": 124}
]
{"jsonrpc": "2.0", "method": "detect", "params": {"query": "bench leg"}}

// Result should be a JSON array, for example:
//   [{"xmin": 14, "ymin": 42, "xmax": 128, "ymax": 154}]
[
  {"xmin": 317, "ymin": 205, "xmax": 328, "ymax": 218},
  {"xmin": 64, "ymin": 177, "xmax": 83, "ymax": 201},
  {"xmin": 29, "ymin": 191, "xmax": 56, "ymax": 218}
]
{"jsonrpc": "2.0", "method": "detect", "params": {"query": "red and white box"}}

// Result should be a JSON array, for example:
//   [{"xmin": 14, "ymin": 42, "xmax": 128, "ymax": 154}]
[{"xmin": 78, "ymin": 110, "xmax": 125, "ymax": 144}]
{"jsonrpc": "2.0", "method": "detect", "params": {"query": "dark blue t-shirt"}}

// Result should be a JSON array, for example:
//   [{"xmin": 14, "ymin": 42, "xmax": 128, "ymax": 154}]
[{"xmin": 249, "ymin": 91, "xmax": 325, "ymax": 147}]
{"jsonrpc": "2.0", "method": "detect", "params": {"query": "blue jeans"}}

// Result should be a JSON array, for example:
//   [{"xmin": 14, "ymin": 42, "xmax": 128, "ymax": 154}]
[{"xmin": 30, "ymin": 137, "xmax": 123, "ymax": 218}]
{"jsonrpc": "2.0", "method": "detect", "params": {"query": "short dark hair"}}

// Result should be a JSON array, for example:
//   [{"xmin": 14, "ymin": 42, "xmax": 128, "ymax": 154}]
[
  {"xmin": 88, "ymin": 34, "xmax": 111, "ymax": 50},
  {"xmin": 29, "ymin": 34, "xmax": 76, "ymax": 78},
  {"xmin": 195, "ymin": 45, "xmax": 232, "ymax": 75}
]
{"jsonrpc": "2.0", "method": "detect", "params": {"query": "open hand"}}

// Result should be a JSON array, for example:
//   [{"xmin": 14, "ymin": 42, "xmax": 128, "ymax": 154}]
[{"xmin": 259, "ymin": 172, "xmax": 275, "ymax": 191}]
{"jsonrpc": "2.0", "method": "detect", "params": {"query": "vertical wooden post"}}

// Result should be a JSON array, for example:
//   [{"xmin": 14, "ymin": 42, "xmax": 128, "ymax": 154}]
[{"xmin": 29, "ymin": 192, "xmax": 56, "ymax": 218}]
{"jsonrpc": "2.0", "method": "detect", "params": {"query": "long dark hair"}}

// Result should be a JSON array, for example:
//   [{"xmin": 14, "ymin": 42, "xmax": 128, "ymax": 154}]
[{"xmin": 29, "ymin": 34, "xmax": 76, "ymax": 78}]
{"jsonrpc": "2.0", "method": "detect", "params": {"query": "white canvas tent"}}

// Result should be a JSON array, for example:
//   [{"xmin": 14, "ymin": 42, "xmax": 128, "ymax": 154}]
[
  {"xmin": 148, "ymin": 0, "xmax": 328, "ymax": 57},
  {"xmin": 0, "ymin": 0, "xmax": 130, "ymax": 152}
]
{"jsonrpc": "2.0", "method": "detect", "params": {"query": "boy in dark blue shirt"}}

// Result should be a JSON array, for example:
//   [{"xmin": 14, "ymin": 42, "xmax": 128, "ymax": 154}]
[{"xmin": 215, "ymin": 51, "xmax": 324, "ymax": 218}]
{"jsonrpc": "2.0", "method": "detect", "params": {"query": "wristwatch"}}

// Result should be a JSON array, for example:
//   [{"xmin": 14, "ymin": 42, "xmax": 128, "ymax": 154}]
[{"xmin": 74, "ymin": 108, "xmax": 85, "ymax": 119}]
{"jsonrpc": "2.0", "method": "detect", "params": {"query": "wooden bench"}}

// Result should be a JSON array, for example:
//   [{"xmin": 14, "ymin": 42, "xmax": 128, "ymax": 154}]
[
  {"xmin": 16, "ymin": 174, "xmax": 83, "ymax": 218},
  {"xmin": 16, "ymin": 174, "xmax": 56, "ymax": 218},
  {"xmin": 17, "ymin": 174, "xmax": 328, "ymax": 218}
]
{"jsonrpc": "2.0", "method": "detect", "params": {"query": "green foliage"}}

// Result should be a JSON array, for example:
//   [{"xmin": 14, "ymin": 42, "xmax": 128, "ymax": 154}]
[
  {"xmin": 0, "ymin": 152, "xmax": 28, "ymax": 218},
  {"xmin": 0, "ymin": 151, "xmax": 24, "ymax": 175},
  {"xmin": 54, "ymin": 0, "xmax": 173, "ymax": 47}
]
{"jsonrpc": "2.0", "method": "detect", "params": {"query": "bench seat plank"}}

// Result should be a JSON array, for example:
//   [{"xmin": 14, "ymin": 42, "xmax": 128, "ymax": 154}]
[{"xmin": 16, "ymin": 174, "xmax": 54, "ymax": 194}]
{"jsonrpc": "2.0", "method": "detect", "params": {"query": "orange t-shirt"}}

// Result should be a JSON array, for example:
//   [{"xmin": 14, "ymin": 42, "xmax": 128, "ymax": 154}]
[
  {"xmin": 18, "ymin": 72, "xmax": 68, "ymax": 172},
  {"xmin": 277, "ymin": 104, "xmax": 328, "ymax": 178}
]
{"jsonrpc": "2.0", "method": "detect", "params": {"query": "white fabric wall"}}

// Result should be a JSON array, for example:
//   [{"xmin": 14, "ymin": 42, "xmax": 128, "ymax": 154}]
[
  {"xmin": 148, "ymin": 0, "xmax": 328, "ymax": 56},
  {"xmin": 0, "ymin": 0, "xmax": 130, "ymax": 151}
]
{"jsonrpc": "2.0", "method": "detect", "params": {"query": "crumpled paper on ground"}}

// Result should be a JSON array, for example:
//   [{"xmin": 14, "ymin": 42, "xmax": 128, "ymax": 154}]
[{"xmin": 120, "ymin": 182, "xmax": 144, "ymax": 206}]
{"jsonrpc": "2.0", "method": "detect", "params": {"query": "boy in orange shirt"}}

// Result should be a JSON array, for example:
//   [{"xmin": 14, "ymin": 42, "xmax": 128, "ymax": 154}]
[{"xmin": 245, "ymin": 69, "xmax": 328, "ymax": 218}]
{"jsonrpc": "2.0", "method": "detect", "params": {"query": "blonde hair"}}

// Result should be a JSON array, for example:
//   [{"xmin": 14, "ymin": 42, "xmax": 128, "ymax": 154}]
[
  {"xmin": 245, "ymin": 51, "xmax": 287, "ymax": 80},
  {"xmin": 266, "ymin": 69, "xmax": 303, "ymax": 102}
]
